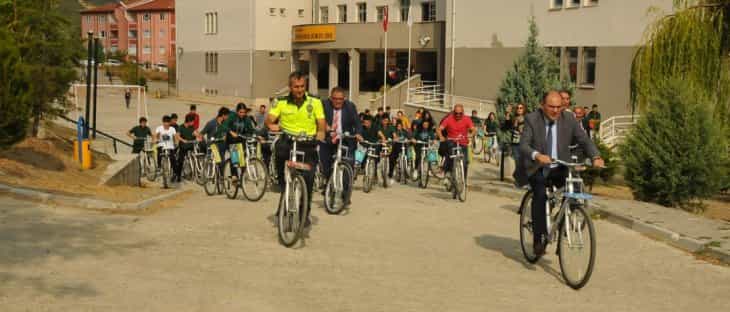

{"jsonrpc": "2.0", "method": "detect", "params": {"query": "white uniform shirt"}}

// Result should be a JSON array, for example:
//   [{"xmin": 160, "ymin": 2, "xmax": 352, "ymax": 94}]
[{"xmin": 156, "ymin": 126, "xmax": 176, "ymax": 150}]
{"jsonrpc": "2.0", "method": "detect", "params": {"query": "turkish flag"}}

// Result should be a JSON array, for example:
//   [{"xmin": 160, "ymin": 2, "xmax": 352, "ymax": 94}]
[{"xmin": 382, "ymin": 6, "xmax": 388, "ymax": 32}]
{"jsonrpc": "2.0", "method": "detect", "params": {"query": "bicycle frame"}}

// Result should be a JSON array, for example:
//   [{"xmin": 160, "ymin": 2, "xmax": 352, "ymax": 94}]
[
  {"xmin": 284, "ymin": 134, "xmax": 313, "ymax": 213},
  {"xmin": 545, "ymin": 159, "xmax": 592, "ymax": 247}
]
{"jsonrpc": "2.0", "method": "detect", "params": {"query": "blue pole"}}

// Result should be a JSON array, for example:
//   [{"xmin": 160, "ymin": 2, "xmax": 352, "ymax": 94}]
[{"xmin": 77, "ymin": 117, "xmax": 85, "ymax": 165}]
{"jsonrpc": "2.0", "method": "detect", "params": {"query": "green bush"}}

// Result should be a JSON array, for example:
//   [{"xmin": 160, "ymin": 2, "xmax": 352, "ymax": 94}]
[
  {"xmin": 582, "ymin": 138, "xmax": 617, "ymax": 192},
  {"xmin": 619, "ymin": 80, "xmax": 729, "ymax": 207}
]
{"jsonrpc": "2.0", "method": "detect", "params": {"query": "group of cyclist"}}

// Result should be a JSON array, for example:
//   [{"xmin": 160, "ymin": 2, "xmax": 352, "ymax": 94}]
[{"xmin": 129, "ymin": 71, "xmax": 602, "ymax": 237}]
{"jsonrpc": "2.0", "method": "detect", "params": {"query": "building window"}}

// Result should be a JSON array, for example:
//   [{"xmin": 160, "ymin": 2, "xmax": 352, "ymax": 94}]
[
  {"xmin": 269, "ymin": 8, "xmax": 276, "ymax": 16},
  {"xmin": 357, "ymin": 3, "xmax": 367, "ymax": 23},
  {"xmin": 159, "ymin": 46, "xmax": 166, "ymax": 55},
  {"xmin": 129, "ymin": 45, "xmax": 137, "ymax": 56},
  {"xmin": 298, "ymin": 9, "xmax": 305, "ymax": 17},
  {"xmin": 550, "ymin": 0, "xmax": 564, "ymax": 9},
  {"xmin": 280, "ymin": 8, "xmax": 286, "ymax": 16},
  {"xmin": 160, "ymin": 13, "xmax": 166, "ymax": 21},
  {"xmin": 143, "ymin": 13, "xmax": 151, "ymax": 21},
  {"xmin": 320, "ymin": 6, "xmax": 329, "ymax": 23},
  {"xmin": 128, "ymin": 30, "xmax": 137, "ymax": 38},
  {"xmin": 143, "ymin": 45, "xmax": 151, "ymax": 54},
  {"xmin": 584, "ymin": 0, "xmax": 598, "ymax": 6},
  {"xmin": 99, "ymin": 15, "xmax": 106, "ymax": 24},
  {"xmin": 279, "ymin": 52, "xmax": 286, "ymax": 60},
  {"xmin": 567, "ymin": 0, "xmax": 581, "ymax": 8},
  {"xmin": 400, "ymin": 0, "xmax": 409, "ymax": 22},
  {"xmin": 422, "ymin": 1, "xmax": 436, "ymax": 22},
  {"xmin": 143, "ymin": 30, "xmax": 151, "ymax": 38},
  {"xmin": 86, "ymin": 15, "xmax": 91, "ymax": 23},
  {"xmin": 205, "ymin": 12, "xmax": 218, "ymax": 34},
  {"xmin": 566, "ymin": 47, "xmax": 578, "ymax": 82},
  {"xmin": 100, "ymin": 31, "xmax": 106, "ymax": 38},
  {"xmin": 581, "ymin": 47, "xmax": 596, "ymax": 86},
  {"xmin": 205, "ymin": 52, "xmax": 219, "ymax": 74},
  {"xmin": 338, "ymin": 5, "xmax": 347, "ymax": 23},
  {"xmin": 377, "ymin": 6, "xmax": 387, "ymax": 22}
]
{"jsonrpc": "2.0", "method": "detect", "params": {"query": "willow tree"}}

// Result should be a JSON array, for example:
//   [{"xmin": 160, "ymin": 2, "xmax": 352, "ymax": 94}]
[{"xmin": 632, "ymin": 0, "xmax": 730, "ymax": 124}]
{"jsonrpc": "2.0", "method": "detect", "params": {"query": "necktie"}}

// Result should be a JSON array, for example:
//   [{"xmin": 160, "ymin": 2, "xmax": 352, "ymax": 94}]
[
  {"xmin": 544, "ymin": 121, "xmax": 554, "ymax": 176},
  {"xmin": 332, "ymin": 110, "xmax": 340, "ymax": 143}
]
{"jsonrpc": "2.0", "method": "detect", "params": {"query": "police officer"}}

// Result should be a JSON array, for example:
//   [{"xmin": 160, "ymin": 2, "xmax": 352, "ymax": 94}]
[{"xmin": 266, "ymin": 72, "xmax": 326, "ymax": 227}]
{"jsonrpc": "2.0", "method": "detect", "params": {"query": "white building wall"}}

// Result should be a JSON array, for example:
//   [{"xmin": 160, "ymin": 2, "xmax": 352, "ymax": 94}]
[
  {"xmin": 315, "ymin": 0, "xmax": 445, "ymax": 23},
  {"xmin": 255, "ymin": 0, "xmax": 313, "ymax": 51},
  {"xmin": 177, "ymin": 0, "xmax": 254, "ymax": 52},
  {"xmin": 446, "ymin": 0, "xmax": 674, "ymax": 48}
]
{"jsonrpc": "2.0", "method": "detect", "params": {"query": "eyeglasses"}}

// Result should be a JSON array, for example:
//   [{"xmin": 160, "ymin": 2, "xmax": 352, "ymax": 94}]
[{"xmin": 454, "ymin": 112, "xmax": 464, "ymax": 116}]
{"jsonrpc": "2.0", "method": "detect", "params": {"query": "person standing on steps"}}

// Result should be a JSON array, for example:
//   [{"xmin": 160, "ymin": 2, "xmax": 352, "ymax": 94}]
[{"xmin": 124, "ymin": 88, "xmax": 132, "ymax": 109}]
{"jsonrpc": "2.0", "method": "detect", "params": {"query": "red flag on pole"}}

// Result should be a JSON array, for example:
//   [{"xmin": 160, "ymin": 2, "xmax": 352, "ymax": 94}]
[{"xmin": 382, "ymin": 6, "xmax": 389, "ymax": 32}]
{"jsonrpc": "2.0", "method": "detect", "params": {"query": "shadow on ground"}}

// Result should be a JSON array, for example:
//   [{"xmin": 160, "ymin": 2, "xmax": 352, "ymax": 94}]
[
  {"xmin": 473, "ymin": 234, "xmax": 564, "ymax": 284},
  {"xmin": 0, "ymin": 198, "xmax": 155, "ymax": 298}
]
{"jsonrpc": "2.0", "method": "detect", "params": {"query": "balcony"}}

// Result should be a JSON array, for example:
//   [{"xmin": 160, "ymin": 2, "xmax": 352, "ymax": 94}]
[
  {"xmin": 129, "ymin": 22, "xmax": 137, "ymax": 29},
  {"xmin": 110, "ymin": 23, "xmax": 118, "ymax": 30}
]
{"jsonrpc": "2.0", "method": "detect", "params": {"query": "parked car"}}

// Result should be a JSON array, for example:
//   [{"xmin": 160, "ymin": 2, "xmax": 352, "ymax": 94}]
[
  {"xmin": 105, "ymin": 59, "xmax": 122, "ymax": 67},
  {"xmin": 154, "ymin": 63, "xmax": 168, "ymax": 72}
]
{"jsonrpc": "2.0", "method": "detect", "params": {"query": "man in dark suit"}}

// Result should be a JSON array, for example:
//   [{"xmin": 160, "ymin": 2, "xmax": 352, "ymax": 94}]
[
  {"xmin": 516, "ymin": 91, "xmax": 604, "ymax": 256},
  {"xmin": 320, "ymin": 86, "xmax": 364, "ymax": 183}
]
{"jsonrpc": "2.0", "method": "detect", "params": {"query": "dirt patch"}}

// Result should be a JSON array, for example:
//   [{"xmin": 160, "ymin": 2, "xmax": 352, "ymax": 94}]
[
  {"xmin": 0, "ymin": 124, "xmax": 168, "ymax": 203},
  {"xmin": 592, "ymin": 183, "xmax": 730, "ymax": 222}
]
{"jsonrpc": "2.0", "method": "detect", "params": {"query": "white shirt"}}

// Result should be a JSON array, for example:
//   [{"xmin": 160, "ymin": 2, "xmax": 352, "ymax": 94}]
[
  {"xmin": 155, "ymin": 126, "xmax": 176, "ymax": 150},
  {"xmin": 332, "ymin": 108, "xmax": 343, "ymax": 136}
]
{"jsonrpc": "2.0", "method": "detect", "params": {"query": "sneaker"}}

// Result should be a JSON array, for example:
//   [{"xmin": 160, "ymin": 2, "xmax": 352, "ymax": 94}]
[{"xmin": 388, "ymin": 178, "xmax": 395, "ymax": 186}]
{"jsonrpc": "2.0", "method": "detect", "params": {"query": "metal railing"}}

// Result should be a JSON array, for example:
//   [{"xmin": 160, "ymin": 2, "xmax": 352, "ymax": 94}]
[
  {"xmin": 57, "ymin": 115, "xmax": 133, "ymax": 154},
  {"xmin": 405, "ymin": 83, "xmax": 497, "ymax": 118},
  {"xmin": 599, "ymin": 114, "xmax": 639, "ymax": 148},
  {"xmin": 369, "ymin": 74, "xmax": 423, "ymax": 111}
]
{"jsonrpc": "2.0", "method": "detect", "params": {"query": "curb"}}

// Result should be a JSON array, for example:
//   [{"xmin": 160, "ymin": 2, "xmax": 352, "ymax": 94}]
[
  {"xmin": 469, "ymin": 180, "xmax": 730, "ymax": 265},
  {"xmin": 0, "ymin": 183, "xmax": 187, "ymax": 211}
]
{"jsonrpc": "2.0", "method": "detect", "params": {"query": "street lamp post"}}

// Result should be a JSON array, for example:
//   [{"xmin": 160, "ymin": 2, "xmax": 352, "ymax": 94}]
[{"xmin": 84, "ymin": 32, "xmax": 93, "ymax": 138}]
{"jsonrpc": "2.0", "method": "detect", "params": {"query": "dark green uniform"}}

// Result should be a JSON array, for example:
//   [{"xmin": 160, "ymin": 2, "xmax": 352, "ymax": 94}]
[
  {"xmin": 225, "ymin": 114, "xmax": 255, "ymax": 143},
  {"xmin": 362, "ymin": 125, "xmax": 380, "ymax": 143},
  {"xmin": 380, "ymin": 125, "xmax": 397, "ymax": 141},
  {"xmin": 129, "ymin": 125, "xmax": 151, "ymax": 153}
]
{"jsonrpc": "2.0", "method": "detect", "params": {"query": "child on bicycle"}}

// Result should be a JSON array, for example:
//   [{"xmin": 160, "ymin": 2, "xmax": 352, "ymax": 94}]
[{"xmin": 128, "ymin": 117, "xmax": 152, "ymax": 154}]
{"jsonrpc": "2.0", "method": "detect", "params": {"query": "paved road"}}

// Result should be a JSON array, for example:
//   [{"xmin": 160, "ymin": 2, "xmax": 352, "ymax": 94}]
[{"xmin": 1, "ymin": 180, "xmax": 729, "ymax": 311}]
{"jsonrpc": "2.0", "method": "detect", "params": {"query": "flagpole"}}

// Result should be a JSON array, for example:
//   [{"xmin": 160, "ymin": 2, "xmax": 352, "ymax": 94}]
[
  {"xmin": 383, "ymin": 29, "xmax": 388, "ymax": 111},
  {"xmin": 406, "ymin": 7, "xmax": 412, "ymax": 103}
]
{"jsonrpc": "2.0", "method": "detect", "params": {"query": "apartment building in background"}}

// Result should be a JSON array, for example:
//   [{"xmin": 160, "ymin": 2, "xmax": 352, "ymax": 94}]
[
  {"xmin": 175, "ymin": 0, "xmax": 673, "ymax": 118},
  {"xmin": 176, "ymin": 0, "xmax": 311, "ymax": 103},
  {"xmin": 444, "ymin": 0, "xmax": 674, "ymax": 118},
  {"xmin": 80, "ymin": 0, "xmax": 176, "ymax": 68}
]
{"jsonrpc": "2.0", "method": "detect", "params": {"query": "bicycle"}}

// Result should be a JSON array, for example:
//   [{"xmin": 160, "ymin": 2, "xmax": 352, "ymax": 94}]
[
  {"xmin": 393, "ymin": 138, "xmax": 414, "ymax": 185},
  {"xmin": 323, "ymin": 132, "xmax": 357, "ymax": 215},
  {"xmin": 378, "ymin": 141, "xmax": 392, "ymax": 188},
  {"xmin": 137, "ymin": 136, "xmax": 157, "ymax": 182},
  {"xmin": 444, "ymin": 136, "xmax": 467, "ymax": 202},
  {"xmin": 360, "ymin": 141, "xmax": 381, "ymax": 193},
  {"xmin": 264, "ymin": 131, "xmax": 282, "ymax": 188},
  {"xmin": 159, "ymin": 146, "xmax": 174, "ymax": 189},
  {"xmin": 412, "ymin": 140, "xmax": 435, "ymax": 188},
  {"xmin": 181, "ymin": 141, "xmax": 205, "ymax": 183},
  {"xmin": 277, "ymin": 133, "xmax": 315, "ymax": 247},
  {"xmin": 518, "ymin": 158, "xmax": 597, "ymax": 290},
  {"xmin": 240, "ymin": 135, "xmax": 268, "ymax": 201},
  {"xmin": 203, "ymin": 138, "xmax": 225, "ymax": 196},
  {"xmin": 472, "ymin": 128, "xmax": 485, "ymax": 155},
  {"xmin": 483, "ymin": 132, "xmax": 499, "ymax": 165}
]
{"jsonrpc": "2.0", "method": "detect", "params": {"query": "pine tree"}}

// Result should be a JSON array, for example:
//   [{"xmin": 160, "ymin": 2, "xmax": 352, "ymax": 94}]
[{"xmin": 495, "ymin": 16, "xmax": 564, "ymax": 119}]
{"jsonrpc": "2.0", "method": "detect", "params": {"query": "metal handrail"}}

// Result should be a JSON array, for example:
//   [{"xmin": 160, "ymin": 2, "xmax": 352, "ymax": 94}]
[{"xmin": 57, "ymin": 115, "xmax": 133, "ymax": 154}]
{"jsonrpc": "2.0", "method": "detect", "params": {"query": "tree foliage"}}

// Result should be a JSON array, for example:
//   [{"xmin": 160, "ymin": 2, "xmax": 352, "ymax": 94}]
[
  {"xmin": 632, "ymin": 0, "xmax": 730, "ymax": 125},
  {"xmin": 496, "ymin": 16, "xmax": 566, "ymax": 117},
  {"xmin": 620, "ymin": 79, "xmax": 729, "ymax": 208},
  {"xmin": 0, "ymin": 0, "xmax": 82, "ymax": 145}
]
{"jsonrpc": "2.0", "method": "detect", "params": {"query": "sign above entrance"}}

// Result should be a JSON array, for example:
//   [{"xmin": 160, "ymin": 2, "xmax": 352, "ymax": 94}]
[{"xmin": 293, "ymin": 25, "xmax": 336, "ymax": 43}]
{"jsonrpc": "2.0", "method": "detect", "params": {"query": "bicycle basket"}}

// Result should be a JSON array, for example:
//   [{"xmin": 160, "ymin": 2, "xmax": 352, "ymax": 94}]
[
  {"xmin": 210, "ymin": 144, "xmax": 222, "ymax": 164},
  {"xmin": 427, "ymin": 150, "xmax": 438, "ymax": 162},
  {"xmin": 354, "ymin": 149, "xmax": 366, "ymax": 164},
  {"xmin": 232, "ymin": 143, "xmax": 245, "ymax": 166}
]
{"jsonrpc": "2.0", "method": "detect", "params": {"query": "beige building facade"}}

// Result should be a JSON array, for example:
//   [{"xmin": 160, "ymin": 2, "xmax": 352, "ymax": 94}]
[
  {"xmin": 444, "ymin": 0, "xmax": 674, "ymax": 118},
  {"xmin": 176, "ymin": 0, "xmax": 312, "ymax": 104}
]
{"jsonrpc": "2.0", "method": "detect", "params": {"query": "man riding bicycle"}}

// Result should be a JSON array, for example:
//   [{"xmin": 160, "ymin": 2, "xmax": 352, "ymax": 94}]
[
  {"xmin": 437, "ymin": 104, "xmax": 476, "ymax": 179},
  {"xmin": 515, "ymin": 91, "xmax": 604, "ymax": 256},
  {"xmin": 128, "ymin": 117, "xmax": 152, "ymax": 154},
  {"xmin": 319, "ymin": 86, "xmax": 363, "ymax": 182},
  {"xmin": 266, "ymin": 71, "xmax": 326, "ymax": 227}
]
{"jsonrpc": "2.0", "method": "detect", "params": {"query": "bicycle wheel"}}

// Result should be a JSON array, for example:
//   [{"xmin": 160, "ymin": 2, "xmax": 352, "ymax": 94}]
[
  {"xmin": 268, "ymin": 156, "xmax": 278, "ymax": 186},
  {"xmin": 418, "ymin": 157, "xmax": 429, "ymax": 188},
  {"xmin": 161, "ymin": 156, "xmax": 171, "ymax": 189},
  {"xmin": 241, "ymin": 159, "xmax": 268, "ymax": 202},
  {"xmin": 194, "ymin": 156, "xmax": 207, "ymax": 185},
  {"xmin": 145, "ymin": 153, "xmax": 157, "ymax": 182},
  {"xmin": 363, "ymin": 159, "xmax": 375, "ymax": 193},
  {"xmin": 455, "ymin": 159, "xmax": 467, "ymax": 202},
  {"xmin": 519, "ymin": 190, "xmax": 540, "ymax": 263},
  {"xmin": 223, "ymin": 160, "xmax": 239, "ymax": 199},
  {"xmin": 380, "ymin": 158, "xmax": 389, "ymax": 188},
  {"xmin": 203, "ymin": 161, "xmax": 217, "ymax": 196},
  {"xmin": 182, "ymin": 154, "xmax": 193, "ymax": 181},
  {"xmin": 278, "ymin": 175, "xmax": 308, "ymax": 247},
  {"xmin": 558, "ymin": 205, "xmax": 596, "ymax": 290},
  {"xmin": 472, "ymin": 136, "xmax": 483, "ymax": 155}
]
